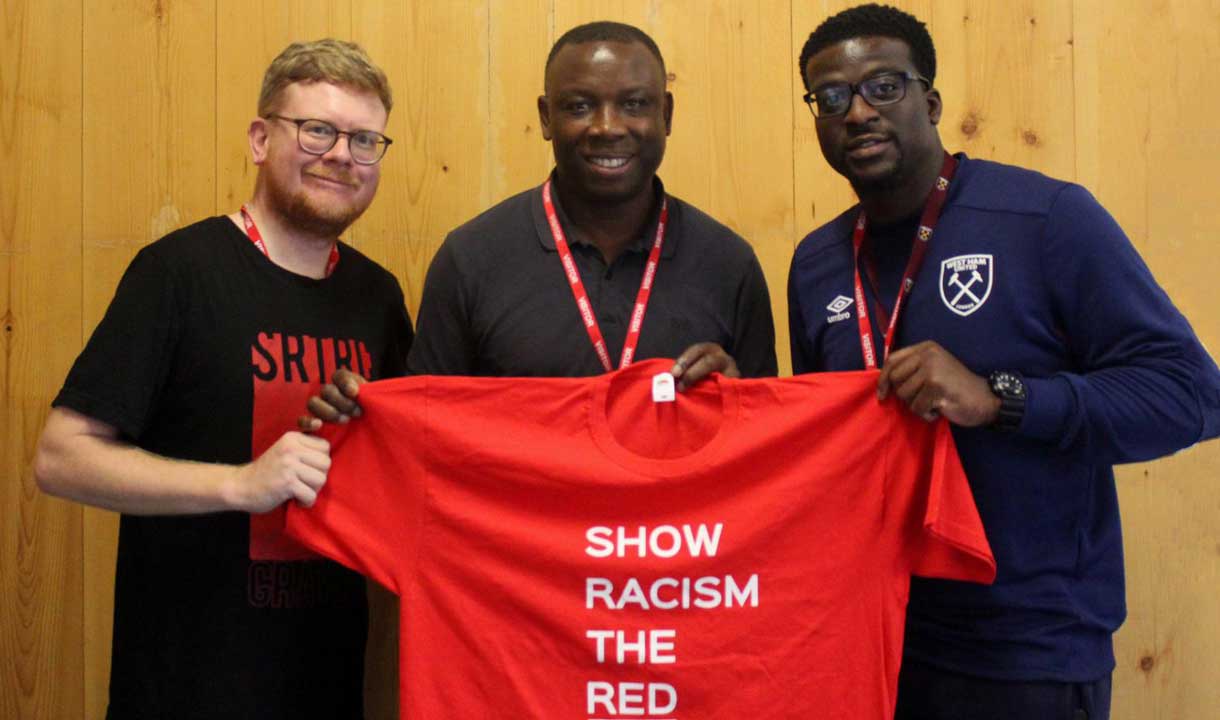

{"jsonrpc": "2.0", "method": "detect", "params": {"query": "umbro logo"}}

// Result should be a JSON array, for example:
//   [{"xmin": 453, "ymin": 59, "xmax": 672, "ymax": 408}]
[{"xmin": 826, "ymin": 294, "xmax": 853, "ymax": 323}]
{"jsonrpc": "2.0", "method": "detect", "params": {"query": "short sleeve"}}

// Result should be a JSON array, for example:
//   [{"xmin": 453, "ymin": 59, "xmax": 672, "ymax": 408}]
[
  {"xmin": 895, "ymin": 419, "xmax": 996, "ymax": 584},
  {"xmin": 53, "ymin": 246, "xmax": 180, "ymax": 439},
  {"xmin": 406, "ymin": 237, "xmax": 477, "ymax": 376},
  {"xmin": 284, "ymin": 378, "xmax": 430, "ymax": 595},
  {"xmin": 378, "ymin": 278, "xmax": 414, "ymax": 379}
]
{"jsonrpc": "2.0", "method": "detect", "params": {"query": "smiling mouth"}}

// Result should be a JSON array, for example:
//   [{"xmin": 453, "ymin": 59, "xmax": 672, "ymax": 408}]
[
  {"xmin": 848, "ymin": 136, "xmax": 889, "ymax": 151},
  {"xmin": 306, "ymin": 173, "xmax": 357, "ymax": 188},
  {"xmin": 587, "ymin": 156, "xmax": 630, "ymax": 169}
]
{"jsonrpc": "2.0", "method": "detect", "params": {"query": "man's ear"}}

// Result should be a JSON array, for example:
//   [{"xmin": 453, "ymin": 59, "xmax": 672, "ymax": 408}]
[
  {"xmin": 249, "ymin": 118, "xmax": 270, "ymax": 165},
  {"xmin": 926, "ymin": 88, "xmax": 942, "ymax": 126},
  {"xmin": 537, "ymin": 95, "xmax": 553, "ymax": 141},
  {"xmin": 663, "ymin": 91, "xmax": 674, "ymax": 136}
]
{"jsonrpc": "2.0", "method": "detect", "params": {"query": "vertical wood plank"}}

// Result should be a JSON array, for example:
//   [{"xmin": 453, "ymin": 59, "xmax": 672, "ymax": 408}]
[
  {"xmin": 488, "ymin": 0, "xmax": 554, "ymax": 207},
  {"xmin": 655, "ymin": 0, "xmax": 795, "ymax": 375},
  {"xmin": 215, "ymin": 0, "xmax": 353, "ymax": 216},
  {"xmin": 351, "ymin": 0, "xmax": 491, "ymax": 316},
  {"xmin": 80, "ymin": 1, "xmax": 218, "ymax": 716},
  {"xmin": 1075, "ymin": 1, "xmax": 1220, "ymax": 717},
  {"xmin": 932, "ymin": 0, "xmax": 1074, "ymax": 179},
  {"xmin": 0, "ymin": 0, "xmax": 85, "ymax": 718}
]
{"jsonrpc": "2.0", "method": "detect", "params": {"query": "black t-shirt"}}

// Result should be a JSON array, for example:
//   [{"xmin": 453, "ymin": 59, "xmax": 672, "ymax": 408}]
[
  {"xmin": 54, "ymin": 216, "xmax": 413, "ymax": 719},
  {"xmin": 407, "ymin": 177, "xmax": 778, "ymax": 377}
]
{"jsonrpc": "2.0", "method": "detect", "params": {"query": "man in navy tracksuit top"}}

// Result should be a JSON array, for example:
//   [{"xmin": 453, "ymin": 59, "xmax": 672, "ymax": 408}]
[{"xmin": 789, "ymin": 5, "xmax": 1220, "ymax": 719}]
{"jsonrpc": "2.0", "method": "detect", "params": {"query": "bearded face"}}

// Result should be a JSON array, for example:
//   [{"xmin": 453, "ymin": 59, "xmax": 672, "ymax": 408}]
[{"xmin": 254, "ymin": 81, "xmax": 387, "ymax": 238}]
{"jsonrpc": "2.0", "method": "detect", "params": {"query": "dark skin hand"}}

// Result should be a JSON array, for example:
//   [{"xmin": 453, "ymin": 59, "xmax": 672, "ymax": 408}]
[
  {"xmin": 669, "ymin": 342, "xmax": 739, "ymax": 392},
  {"xmin": 877, "ymin": 340, "xmax": 1000, "ymax": 426},
  {"xmin": 299, "ymin": 369, "xmax": 367, "ymax": 431},
  {"xmin": 297, "ymin": 342, "xmax": 740, "ymax": 431}
]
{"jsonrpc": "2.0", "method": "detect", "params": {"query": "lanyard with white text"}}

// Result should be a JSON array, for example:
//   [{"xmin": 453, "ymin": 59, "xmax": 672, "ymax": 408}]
[
  {"xmin": 240, "ymin": 205, "xmax": 340, "ymax": 278},
  {"xmin": 542, "ymin": 179, "xmax": 667, "ymax": 372},
  {"xmin": 852, "ymin": 152, "xmax": 958, "ymax": 369}
]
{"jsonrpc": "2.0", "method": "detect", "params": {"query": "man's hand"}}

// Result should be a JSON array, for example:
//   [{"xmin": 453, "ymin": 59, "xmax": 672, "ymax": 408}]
[
  {"xmin": 227, "ymin": 431, "xmax": 331, "ymax": 512},
  {"xmin": 670, "ymin": 342, "xmax": 741, "ymax": 392},
  {"xmin": 877, "ymin": 340, "xmax": 1001, "ymax": 426},
  {"xmin": 299, "ymin": 369, "xmax": 367, "ymax": 432}
]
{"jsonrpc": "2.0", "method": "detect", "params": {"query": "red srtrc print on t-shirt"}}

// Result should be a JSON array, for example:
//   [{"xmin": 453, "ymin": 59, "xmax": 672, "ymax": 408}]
[
  {"xmin": 248, "ymin": 330, "xmax": 372, "ymax": 561},
  {"xmin": 286, "ymin": 359, "xmax": 995, "ymax": 719}
]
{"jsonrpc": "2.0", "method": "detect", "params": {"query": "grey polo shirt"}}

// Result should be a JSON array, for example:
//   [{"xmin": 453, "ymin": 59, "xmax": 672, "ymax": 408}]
[{"xmin": 407, "ymin": 175, "xmax": 777, "ymax": 378}]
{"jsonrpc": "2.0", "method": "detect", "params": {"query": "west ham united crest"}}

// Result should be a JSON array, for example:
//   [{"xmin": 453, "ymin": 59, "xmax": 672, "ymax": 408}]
[{"xmin": 939, "ymin": 254, "xmax": 993, "ymax": 317}]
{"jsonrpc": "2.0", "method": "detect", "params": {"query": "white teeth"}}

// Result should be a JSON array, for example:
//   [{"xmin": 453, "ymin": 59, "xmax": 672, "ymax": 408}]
[{"xmin": 590, "ymin": 157, "xmax": 628, "ymax": 168}]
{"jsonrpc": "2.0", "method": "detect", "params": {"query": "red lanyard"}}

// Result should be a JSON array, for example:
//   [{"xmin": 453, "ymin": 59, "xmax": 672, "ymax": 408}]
[
  {"xmin": 852, "ymin": 153, "xmax": 958, "ymax": 369},
  {"xmin": 240, "ymin": 205, "xmax": 340, "ymax": 278},
  {"xmin": 542, "ymin": 179, "xmax": 667, "ymax": 372}
]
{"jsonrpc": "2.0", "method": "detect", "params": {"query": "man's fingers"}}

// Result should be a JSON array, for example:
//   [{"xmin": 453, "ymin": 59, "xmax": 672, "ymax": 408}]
[
  {"xmin": 908, "ymin": 386, "xmax": 942, "ymax": 421},
  {"xmin": 320, "ymin": 384, "xmax": 360, "ymax": 414},
  {"xmin": 293, "ymin": 432, "xmax": 330, "ymax": 452},
  {"xmin": 292, "ymin": 483, "xmax": 319, "ymax": 508},
  {"xmin": 332, "ymin": 369, "xmax": 367, "ymax": 399},
  {"xmin": 297, "ymin": 415, "xmax": 322, "ymax": 432},
  {"xmin": 671, "ymin": 343, "xmax": 736, "ymax": 390},
  {"xmin": 876, "ymin": 367, "xmax": 893, "ymax": 400},
  {"xmin": 294, "ymin": 461, "xmax": 329, "ymax": 490}
]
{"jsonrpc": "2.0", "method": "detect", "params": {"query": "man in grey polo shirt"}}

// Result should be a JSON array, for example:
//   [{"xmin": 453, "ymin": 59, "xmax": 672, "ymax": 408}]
[{"xmin": 307, "ymin": 21, "xmax": 774, "ymax": 422}]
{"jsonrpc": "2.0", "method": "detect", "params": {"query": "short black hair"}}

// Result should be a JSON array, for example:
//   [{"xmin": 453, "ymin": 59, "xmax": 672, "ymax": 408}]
[
  {"xmin": 798, "ymin": 4, "xmax": 936, "ymax": 92},
  {"xmin": 545, "ymin": 21, "xmax": 667, "ymax": 89}
]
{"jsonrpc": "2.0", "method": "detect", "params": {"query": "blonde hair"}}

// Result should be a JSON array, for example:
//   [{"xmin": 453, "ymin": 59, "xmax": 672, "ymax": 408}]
[{"xmin": 258, "ymin": 39, "xmax": 392, "ymax": 116}]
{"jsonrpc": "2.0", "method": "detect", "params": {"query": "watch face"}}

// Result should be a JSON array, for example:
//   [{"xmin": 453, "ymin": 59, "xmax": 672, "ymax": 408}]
[{"xmin": 991, "ymin": 371, "xmax": 1026, "ymax": 399}]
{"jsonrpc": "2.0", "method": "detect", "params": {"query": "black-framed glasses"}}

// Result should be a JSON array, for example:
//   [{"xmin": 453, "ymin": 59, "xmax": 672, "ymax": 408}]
[
  {"xmin": 266, "ymin": 115, "xmax": 393, "ymax": 165},
  {"xmin": 802, "ymin": 72, "xmax": 930, "ymax": 119}
]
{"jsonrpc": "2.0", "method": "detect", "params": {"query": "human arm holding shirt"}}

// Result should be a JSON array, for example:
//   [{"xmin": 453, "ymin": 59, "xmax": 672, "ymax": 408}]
[{"xmin": 792, "ymin": 180, "xmax": 1220, "ymax": 465}]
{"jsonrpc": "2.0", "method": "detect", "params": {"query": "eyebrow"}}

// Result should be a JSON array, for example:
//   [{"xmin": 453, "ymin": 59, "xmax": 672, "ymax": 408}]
[{"xmin": 813, "ymin": 67, "xmax": 907, "ymax": 90}]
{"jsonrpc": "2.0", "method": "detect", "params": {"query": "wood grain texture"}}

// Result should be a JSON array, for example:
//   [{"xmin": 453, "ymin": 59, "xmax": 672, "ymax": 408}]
[
  {"xmin": 80, "ymin": 3, "xmax": 218, "ymax": 716},
  {"xmin": 1, "ymin": 1, "xmax": 85, "ymax": 718},
  {"xmin": 215, "ymin": 0, "xmax": 353, "ymax": 215},
  {"xmin": 1073, "ymin": 0, "xmax": 1220, "ymax": 715},
  {"xmin": 4, "ymin": 3, "xmax": 1220, "ymax": 719},
  {"xmin": 488, "ymin": 0, "xmax": 554, "ymax": 208},
  {"xmin": 932, "ymin": 0, "xmax": 1075, "ymax": 178},
  {"xmin": 352, "ymin": 0, "xmax": 491, "ymax": 316}
]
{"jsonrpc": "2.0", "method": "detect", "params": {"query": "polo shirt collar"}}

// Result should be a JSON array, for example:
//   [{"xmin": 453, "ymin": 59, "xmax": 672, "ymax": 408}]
[{"xmin": 530, "ymin": 171, "xmax": 678, "ymax": 260}]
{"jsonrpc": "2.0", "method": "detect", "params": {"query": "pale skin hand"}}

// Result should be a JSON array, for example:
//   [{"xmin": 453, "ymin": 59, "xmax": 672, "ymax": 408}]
[
  {"xmin": 877, "ymin": 340, "xmax": 1001, "ymax": 426},
  {"xmin": 670, "ymin": 342, "xmax": 741, "ymax": 392},
  {"xmin": 34, "ymin": 406, "xmax": 331, "ymax": 515},
  {"xmin": 230, "ymin": 431, "xmax": 332, "ymax": 511}
]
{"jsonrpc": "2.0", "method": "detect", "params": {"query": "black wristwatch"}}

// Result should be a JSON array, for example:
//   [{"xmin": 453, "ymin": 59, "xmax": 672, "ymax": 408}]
[{"xmin": 987, "ymin": 370, "xmax": 1026, "ymax": 432}]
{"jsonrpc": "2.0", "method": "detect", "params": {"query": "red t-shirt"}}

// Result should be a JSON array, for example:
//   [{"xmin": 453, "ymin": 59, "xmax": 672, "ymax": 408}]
[{"xmin": 285, "ymin": 358, "xmax": 994, "ymax": 719}]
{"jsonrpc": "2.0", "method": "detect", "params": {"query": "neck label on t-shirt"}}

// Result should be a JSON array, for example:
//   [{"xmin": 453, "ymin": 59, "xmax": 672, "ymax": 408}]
[{"xmin": 651, "ymin": 373, "xmax": 676, "ymax": 403}]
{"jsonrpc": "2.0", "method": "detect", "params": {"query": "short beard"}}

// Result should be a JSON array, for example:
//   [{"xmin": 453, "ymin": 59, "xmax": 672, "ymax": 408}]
[
  {"xmin": 265, "ymin": 173, "xmax": 368, "ymax": 239},
  {"xmin": 846, "ymin": 149, "xmax": 907, "ymax": 197}
]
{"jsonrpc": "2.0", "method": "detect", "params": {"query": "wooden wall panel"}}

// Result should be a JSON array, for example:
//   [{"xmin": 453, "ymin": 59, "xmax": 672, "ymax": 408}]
[
  {"xmin": 1074, "ymin": 0, "xmax": 1220, "ymax": 715},
  {"xmin": 4, "ymin": 3, "xmax": 1220, "ymax": 719},
  {"xmin": 932, "ymin": 0, "xmax": 1075, "ymax": 177},
  {"xmin": 79, "ymin": 2, "xmax": 218, "ymax": 717},
  {"xmin": 659, "ymin": 0, "xmax": 795, "ymax": 374},
  {"xmin": 488, "ymin": 0, "xmax": 554, "ymax": 208},
  {"xmin": 352, "ymin": 0, "xmax": 492, "ymax": 314},
  {"xmin": 0, "ymin": 1, "xmax": 85, "ymax": 719},
  {"xmin": 215, "ymin": 0, "xmax": 353, "ymax": 216}
]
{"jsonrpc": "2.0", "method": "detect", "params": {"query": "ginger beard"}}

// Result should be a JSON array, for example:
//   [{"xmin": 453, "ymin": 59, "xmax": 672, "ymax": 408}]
[{"xmin": 263, "ymin": 161, "xmax": 374, "ymax": 239}]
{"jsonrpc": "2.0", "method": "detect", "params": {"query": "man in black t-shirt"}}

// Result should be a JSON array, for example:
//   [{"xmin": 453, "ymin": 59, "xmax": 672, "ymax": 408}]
[{"xmin": 33, "ymin": 40, "xmax": 412, "ymax": 719}]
